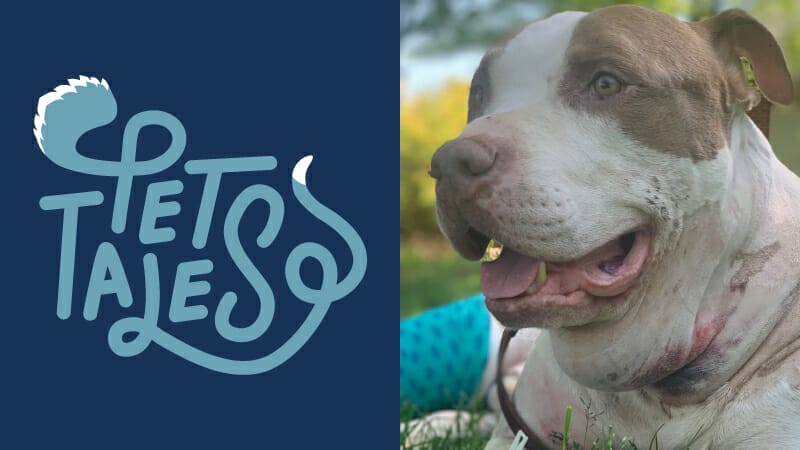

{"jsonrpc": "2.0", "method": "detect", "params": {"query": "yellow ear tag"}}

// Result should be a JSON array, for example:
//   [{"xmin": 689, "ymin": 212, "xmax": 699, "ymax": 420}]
[
  {"xmin": 480, "ymin": 239, "xmax": 503, "ymax": 262},
  {"xmin": 740, "ymin": 57, "xmax": 760, "ymax": 92}
]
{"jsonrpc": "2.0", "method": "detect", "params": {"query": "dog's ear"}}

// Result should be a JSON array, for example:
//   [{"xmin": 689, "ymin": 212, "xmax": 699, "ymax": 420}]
[{"xmin": 692, "ymin": 9, "xmax": 794, "ymax": 108}]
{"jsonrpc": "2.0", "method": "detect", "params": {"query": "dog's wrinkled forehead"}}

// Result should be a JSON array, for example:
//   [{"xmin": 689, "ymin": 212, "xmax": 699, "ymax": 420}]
[{"xmin": 470, "ymin": 6, "xmax": 731, "ymax": 161}]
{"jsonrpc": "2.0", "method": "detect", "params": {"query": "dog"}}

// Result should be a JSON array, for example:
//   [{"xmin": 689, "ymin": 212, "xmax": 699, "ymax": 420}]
[{"xmin": 431, "ymin": 5, "xmax": 799, "ymax": 448}]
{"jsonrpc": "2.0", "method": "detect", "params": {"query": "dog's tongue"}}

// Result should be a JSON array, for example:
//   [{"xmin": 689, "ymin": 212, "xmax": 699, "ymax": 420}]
[
  {"xmin": 480, "ymin": 234, "xmax": 647, "ymax": 300},
  {"xmin": 480, "ymin": 248, "xmax": 539, "ymax": 299}
]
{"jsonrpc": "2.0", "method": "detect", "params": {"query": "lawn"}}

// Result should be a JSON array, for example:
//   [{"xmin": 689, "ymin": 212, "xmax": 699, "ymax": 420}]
[
  {"xmin": 400, "ymin": 240, "xmax": 491, "ymax": 448},
  {"xmin": 400, "ymin": 240, "xmax": 481, "ymax": 319}
]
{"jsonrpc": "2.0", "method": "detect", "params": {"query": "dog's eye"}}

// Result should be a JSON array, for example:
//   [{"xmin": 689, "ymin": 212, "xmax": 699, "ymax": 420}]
[{"xmin": 592, "ymin": 74, "xmax": 622, "ymax": 97}]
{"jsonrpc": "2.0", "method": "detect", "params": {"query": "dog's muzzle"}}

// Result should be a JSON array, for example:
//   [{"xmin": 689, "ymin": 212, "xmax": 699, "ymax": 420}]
[{"xmin": 430, "ymin": 136, "xmax": 511, "ymax": 260}]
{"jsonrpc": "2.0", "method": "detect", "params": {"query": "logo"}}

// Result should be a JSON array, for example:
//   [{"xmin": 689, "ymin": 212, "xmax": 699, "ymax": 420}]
[{"xmin": 34, "ymin": 75, "xmax": 367, "ymax": 374}]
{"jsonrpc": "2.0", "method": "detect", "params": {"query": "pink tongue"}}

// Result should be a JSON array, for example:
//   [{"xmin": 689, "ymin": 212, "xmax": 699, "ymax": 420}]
[
  {"xmin": 480, "ymin": 248, "xmax": 539, "ymax": 299},
  {"xmin": 480, "ymin": 236, "xmax": 640, "ymax": 300}
]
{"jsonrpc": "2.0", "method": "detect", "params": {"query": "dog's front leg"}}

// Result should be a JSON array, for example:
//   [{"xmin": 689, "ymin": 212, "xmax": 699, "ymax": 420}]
[
  {"xmin": 483, "ymin": 417, "xmax": 521, "ymax": 450},
  {"xmin": 484, "ymin": 436, "xmax": 515, "ymax": 450}
]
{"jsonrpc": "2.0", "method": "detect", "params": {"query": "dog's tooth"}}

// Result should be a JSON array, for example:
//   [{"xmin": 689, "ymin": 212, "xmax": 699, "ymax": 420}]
[
  {"xmin": 480, "ymin": 239, "xmax": 503, "ymax": 262},
  {"xmin": 537, "ymin": 261, "xmax": 547, "ymax": 285},
  {"xmin": 525, "ymin": 284, "xmax": 538, "ymax": 295}
]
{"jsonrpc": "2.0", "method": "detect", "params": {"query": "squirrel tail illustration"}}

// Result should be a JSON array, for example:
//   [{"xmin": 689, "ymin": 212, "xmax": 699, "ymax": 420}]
[{"xmin": 33, "ymin": 75, "xmax": 117, "ymax": 161}]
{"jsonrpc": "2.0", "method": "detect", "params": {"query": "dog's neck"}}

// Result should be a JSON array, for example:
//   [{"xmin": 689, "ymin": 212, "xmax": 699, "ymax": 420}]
[
  {"xmin": 655, "ymin": 111, "xmax": 800, "ymax": 405},
  {"xmin": 723, "ymin": 110, "xmax": 785, "ymax": 246},
  {"xmin": 720, "ymin": 110, "xmax": 800, "ymax": 385}
]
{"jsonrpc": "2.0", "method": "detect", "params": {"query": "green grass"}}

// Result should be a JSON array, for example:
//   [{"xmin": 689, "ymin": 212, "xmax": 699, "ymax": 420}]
[
  {"xmin": 401, "ymin": 401, "xmax": 677, "ymax": 449},
  {"xmin": 771, "ymin": 106, "xmax": 800, "ymax": 173},
  {"xmin": 400, "ymin": 402, "xmax": 492, "ymax": 450},
  {"xmin": 400, "ymin": 243, "xmax": 481, "ymax": 318}
]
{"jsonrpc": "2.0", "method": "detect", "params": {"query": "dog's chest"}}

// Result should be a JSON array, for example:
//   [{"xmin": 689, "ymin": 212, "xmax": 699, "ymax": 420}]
[{"xmin": 516, "ymin": 337, "xmax": 800, "ymax": 448}]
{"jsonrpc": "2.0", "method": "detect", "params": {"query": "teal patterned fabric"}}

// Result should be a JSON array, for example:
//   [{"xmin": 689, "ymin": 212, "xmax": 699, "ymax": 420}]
[{"xmin": 400, "ymin": 294, "xmax": 489, "ymax": 413}]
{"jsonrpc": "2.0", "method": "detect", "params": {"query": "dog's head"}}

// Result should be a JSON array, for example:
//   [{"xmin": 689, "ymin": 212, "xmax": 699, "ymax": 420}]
[{"xmin": 431, "ymin": 6, "xmax": 793, "ymax": 390}]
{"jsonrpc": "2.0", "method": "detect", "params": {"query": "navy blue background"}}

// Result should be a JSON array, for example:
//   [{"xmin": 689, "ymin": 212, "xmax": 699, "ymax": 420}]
[{"xmin": 2, "ymin": 2, "xmax": 396, "ymax": 447}]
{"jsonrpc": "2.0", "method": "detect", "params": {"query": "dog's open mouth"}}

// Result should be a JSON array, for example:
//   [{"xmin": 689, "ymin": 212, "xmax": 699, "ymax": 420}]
[{"xmin": 481, "ymin": 230, "xmax": 652, "ymax": 327}]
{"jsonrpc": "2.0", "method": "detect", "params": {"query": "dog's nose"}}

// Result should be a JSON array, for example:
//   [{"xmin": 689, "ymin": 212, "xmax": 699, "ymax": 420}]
[{"xmin": 429, "ymin": 138, "xmax": 497, "ymax": 180}]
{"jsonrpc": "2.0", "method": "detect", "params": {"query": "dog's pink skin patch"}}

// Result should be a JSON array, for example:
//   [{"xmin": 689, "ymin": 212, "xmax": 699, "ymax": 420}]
[
  {"xmin": 687, "ymin": 309, "xmax": 733, "ymax": 362},
  {"xmin": 603, "ymin": 305, "xmax": 737, "ymax": 391},
  {"xmin": 532, "ymin": 377, "xmax": 569, "ymax": 437},
  {"xmin": 626, "ymin": 340, "xmax": 689, "ymax": 388}
]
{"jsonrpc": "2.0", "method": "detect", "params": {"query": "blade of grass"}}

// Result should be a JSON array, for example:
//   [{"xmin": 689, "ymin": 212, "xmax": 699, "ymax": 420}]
[{"xmin": 563, "ymin": 406, "xmax": 573, "ymax": 450}]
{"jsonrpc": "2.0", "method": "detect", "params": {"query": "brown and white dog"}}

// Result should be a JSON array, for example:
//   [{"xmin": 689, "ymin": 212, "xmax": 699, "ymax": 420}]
[{"xmin": 430, "ymin": 5, "xmax": 799, "ymax": 449}]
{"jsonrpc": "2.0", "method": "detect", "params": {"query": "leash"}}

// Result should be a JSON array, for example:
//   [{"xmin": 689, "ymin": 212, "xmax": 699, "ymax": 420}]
[
  {"xmin": 747, "ymin": 100, "xmax": 771, "ymax": 139},
  {"xmin": 497, "ymin": 329, "xmax": 550, "ymax": 449}
]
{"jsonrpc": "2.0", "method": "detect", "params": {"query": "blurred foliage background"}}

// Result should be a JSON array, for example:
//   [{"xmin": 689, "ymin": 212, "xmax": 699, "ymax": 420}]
[{"xmin": 400, "ymin": 0, "xmax": 800, "ymax": 318}]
